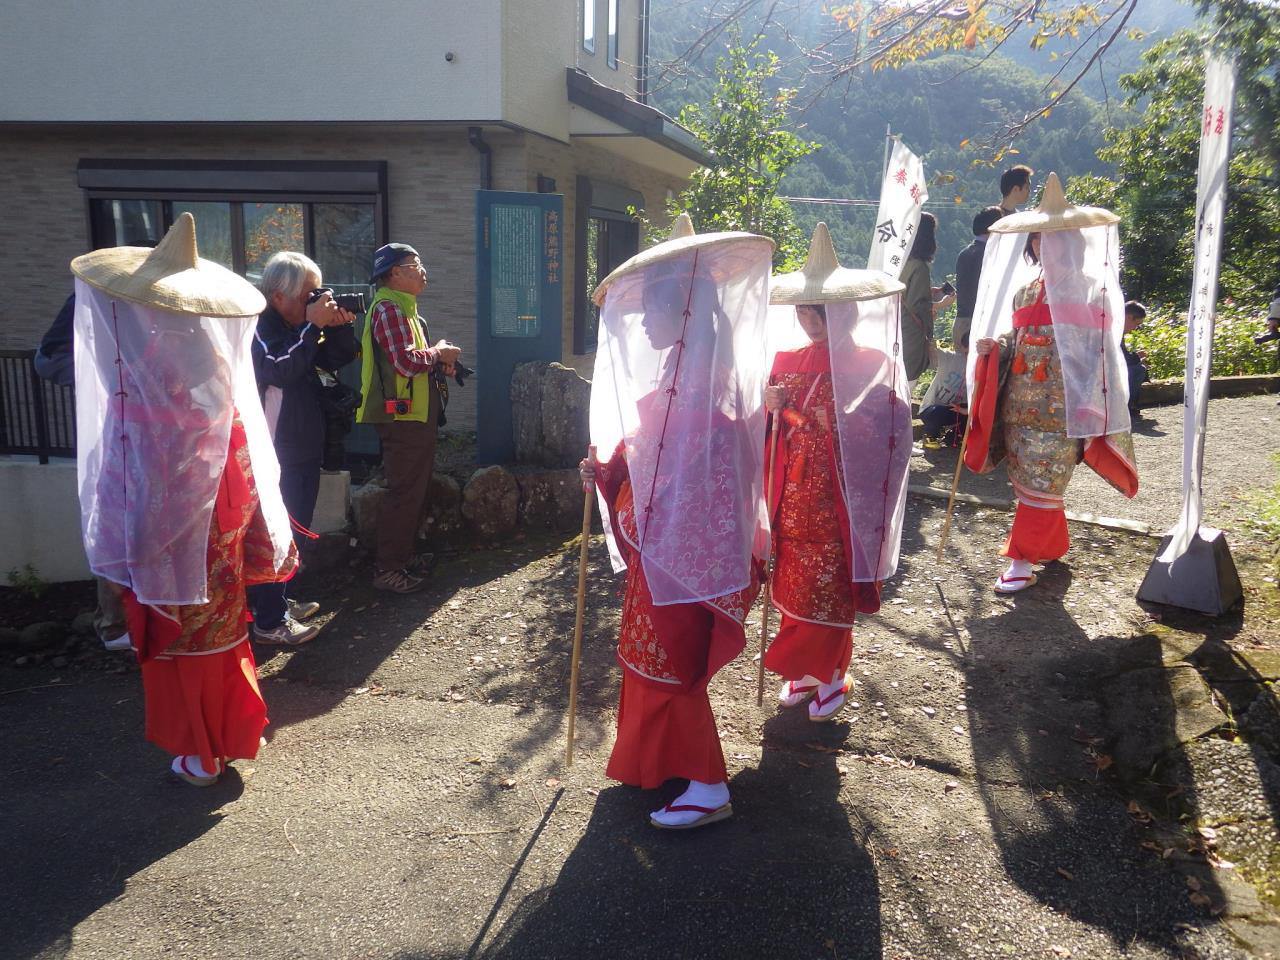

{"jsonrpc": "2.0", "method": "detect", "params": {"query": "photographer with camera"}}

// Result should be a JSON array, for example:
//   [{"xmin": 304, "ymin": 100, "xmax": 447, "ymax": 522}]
[
  {"xmin": 247, "ymin": 251, "xmax": 358, "ymax": 644},
  {"xmin": 357, "ymin": 243, "xmax": 462, "ymax": 594}
]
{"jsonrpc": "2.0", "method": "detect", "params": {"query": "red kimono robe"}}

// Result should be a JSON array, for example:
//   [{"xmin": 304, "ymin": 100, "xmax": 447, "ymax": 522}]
[
  {"xmin": 965, "ymin": 282, "xmax": 1138, "ymax": 564},
  {"xmin": 595, "ymin": 442, "xmax": 759, "ymax": 789},
  {"xmin": 122, "ymin": 417, "xmax": 298, "ymax": 774},
  {"xmin": 764, "ymin": 343, "xmax": 880, "ymax": 684}
]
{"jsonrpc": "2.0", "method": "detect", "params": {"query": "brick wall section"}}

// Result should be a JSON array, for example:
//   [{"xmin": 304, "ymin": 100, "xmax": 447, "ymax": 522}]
[
  {"xmin": 0, "ymin": 124, "xmax": 537, "ymax": 430},
  {"xmin": 0, "ymin": 124, "xmax": 688, "ymax": 428}
]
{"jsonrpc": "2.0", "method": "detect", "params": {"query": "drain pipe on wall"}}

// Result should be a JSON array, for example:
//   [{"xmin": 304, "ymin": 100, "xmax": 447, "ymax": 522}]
[{"xmin": 468, "ymin": 126, "xmax": 493, "ymax": 190}]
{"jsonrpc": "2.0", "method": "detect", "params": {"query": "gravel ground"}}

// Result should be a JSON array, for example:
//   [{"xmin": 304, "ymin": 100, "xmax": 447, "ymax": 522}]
[
  {"xmin": 2, "ymin": 487, "xmax": 1266, "ymax": 959},
  {"xmin": 912, "ymin": 394, "xmax": 1280, "ymax": 553},
  {"xmin": 3, "ymin": 397, "xmax": 1278, "ymax": 960}
]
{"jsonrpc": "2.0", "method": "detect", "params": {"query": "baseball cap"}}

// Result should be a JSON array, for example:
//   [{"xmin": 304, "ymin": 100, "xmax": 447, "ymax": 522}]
[{"xmin": 370, "ymin": 243, "xmax": 421, "ymax": 284}]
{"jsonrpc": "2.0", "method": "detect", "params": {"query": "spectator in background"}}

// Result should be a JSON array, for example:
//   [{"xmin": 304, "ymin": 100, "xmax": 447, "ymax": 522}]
[
  {"xmin": 1000, "ymin": 165, "xmax": 1035, "ymax": 215},
  {"xmin": 1268, "ymin": 285, "xmax": 1280, "ymax": 405},
  {"xmin": 952, "ymin": 206, "xmax": 1006, "ymax": 351},
  {"xmin": 1123, "ymin": 300, "xmax": 1150, "ymax": 419},
  {"xmin": 899, "ymin": 212, "xmax": 955, "ymax": 389},
  {"xmin": 246, "ymin": 252, "xmax": 358, "ymax": 645},
  {"xmin": 356, "ymin": 243, "xmax": 461, "ymax": 594},
  {"xmin": 33, "ymin": 293, "xmax": 130, "ymax": 652}
]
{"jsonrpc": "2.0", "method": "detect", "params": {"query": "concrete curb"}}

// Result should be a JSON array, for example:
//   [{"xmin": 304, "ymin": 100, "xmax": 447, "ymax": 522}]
[
  {"xmin": 907, "ymin": 483, "xmax": 1157, "ymax": 537},
  {"xmin": 1139, "ymin": 374, "xmax": 1280, "ymax": 407}
]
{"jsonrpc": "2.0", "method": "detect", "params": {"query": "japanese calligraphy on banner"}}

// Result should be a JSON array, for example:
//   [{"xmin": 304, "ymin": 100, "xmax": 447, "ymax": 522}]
[
  {"xmin": 1160, "ymin": 53, "xmax": 1236, "ymax": 563},
  {"xmin": 867, "ymin": 139, "xmax": 928, "ymax": 280}
]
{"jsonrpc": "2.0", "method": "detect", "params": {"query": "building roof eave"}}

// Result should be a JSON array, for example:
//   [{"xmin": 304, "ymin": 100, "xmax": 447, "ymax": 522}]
[{"xmin": 565, "ymin": 68, "xmax": 711, "ymax": 168}]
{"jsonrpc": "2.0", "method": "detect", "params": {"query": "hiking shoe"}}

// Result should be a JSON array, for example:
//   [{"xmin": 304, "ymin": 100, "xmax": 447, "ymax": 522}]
[
  {"xmin": 287, "ymin": 598, "xmax": 320, "ymax": 621},
  {"xmin": 252, "ymin": 616, "xmax": 320, "ymax": 646},
  {"xmin": 406, "ymin": 552, "xmax": 436, "ymax": 574},
  {"xmin": 373, "ymin": 567, "xmax": 427, "ymax": 594}
]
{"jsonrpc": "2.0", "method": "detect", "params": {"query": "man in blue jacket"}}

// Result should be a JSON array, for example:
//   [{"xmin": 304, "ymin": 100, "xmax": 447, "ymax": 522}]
[{"xmin": 247, "ymin": 252, "xmax": 358, "ymax": 644}]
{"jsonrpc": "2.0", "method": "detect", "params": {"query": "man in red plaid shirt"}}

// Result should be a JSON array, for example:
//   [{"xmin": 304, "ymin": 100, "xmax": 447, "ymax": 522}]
[{"xmin": 356, "ymin": 243, "xmax": 462, "ymax": 593}]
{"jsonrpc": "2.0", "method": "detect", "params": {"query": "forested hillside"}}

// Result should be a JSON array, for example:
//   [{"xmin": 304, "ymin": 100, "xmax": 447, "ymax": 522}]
[{"xmin": 648, "ymin": 0, "xmax": 1199, "ymax": 278}]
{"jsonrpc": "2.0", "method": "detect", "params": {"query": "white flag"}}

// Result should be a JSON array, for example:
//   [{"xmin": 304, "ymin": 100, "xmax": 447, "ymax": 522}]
[
  {"xmin": 1160, "ymin": 53, "xmax": 1236, "ymax": 563},
  {"xmin": 867, "ymin": 139, "xmax": 928, "ymax": 280}
]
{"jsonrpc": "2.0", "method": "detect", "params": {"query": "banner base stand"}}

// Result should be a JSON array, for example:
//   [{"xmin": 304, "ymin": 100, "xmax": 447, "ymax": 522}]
[{"xmin": 1137, "ymin": 526, "xmax": 1242, "ymax": 616}]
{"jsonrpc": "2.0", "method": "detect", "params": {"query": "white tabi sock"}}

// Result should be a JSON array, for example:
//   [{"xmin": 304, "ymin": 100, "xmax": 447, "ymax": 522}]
[
  {"xmin": 817, "ymin": 668, "xmax": 845, "ymax": 700},
  {"xmin": 1004, "ymin": 558, "xmax": 1033, "ymax": 580},
  {"xmin": 651, "ymin": 779, "xmax": 731, "ymax": 827}
]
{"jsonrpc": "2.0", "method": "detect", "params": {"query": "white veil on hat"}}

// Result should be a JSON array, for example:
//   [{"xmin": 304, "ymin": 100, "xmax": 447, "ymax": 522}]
[
  {"xmin": 767, "ymin": 223, "xmax": 912, "ymax": 581},
  {"xmin": 72, "ymin": 216, "xmax": 293, "ymax": 606},
  {"xmin": 965, "ymin": 173, "xmax": 1131, "ymax": 439},
  {"xmin": 590, "ymin": 215, "xmax": 774, "ymax": 605}
]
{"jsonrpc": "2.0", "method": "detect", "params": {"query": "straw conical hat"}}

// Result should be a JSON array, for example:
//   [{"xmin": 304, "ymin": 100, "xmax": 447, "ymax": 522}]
[
  {"xmin": 988, "ymin": 172, "xmax": 1118, "ymax": 235},
  {"xmin": 593, "ymin": 212, "xmax": 773, "ymax": 305},
  {"xmin": 71, "ymin": 213, "xmax": 265, "ymax": 318},
  {"xmin": 769, "ymin": 222, "xmax": 905, "ymax": 304}
]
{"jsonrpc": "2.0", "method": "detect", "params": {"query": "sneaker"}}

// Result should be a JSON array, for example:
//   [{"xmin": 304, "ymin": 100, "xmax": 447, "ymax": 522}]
[
  {"xmin": 372, "ymin": 567, "xmax": 427, "ymax": 594},
  {"xmin": 252, "ymin": 616, "xmax": 320, "ymax": 646},
  {"xmin": 406, "ymin": 552, "xmax": 436, "ymax": 574},
  {"xmin": 101, "ymin": 633, "xmax": 132, "ymax": 652},
  {"xmin": 286, "ymin": 598, "xmax": 320, "ymax": 621}
]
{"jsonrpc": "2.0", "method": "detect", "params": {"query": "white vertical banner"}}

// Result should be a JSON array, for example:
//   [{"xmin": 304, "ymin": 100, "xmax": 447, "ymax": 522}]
[
  {"xmin": 867, "ymin": 138, "xmax": 928, "ymax": 280},
  {"xmin": 1160, "ymin": 53, "xmax": 1236, "ymax": 563}
]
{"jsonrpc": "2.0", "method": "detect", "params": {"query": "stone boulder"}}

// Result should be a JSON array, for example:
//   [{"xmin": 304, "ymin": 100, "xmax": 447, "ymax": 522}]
[
  {"xmin": 350, "ymin": 482, "xmax": 388, "ymax": 548},
  {"xmin": 461, "ymin": 465, "xmax": 520, "ymax": 540},
  {"xmin": 516, "ymin": 468, "xmax": 586, "ymax": 532},
  {"xmin": 419, "ymin": 474, "xmax": 465, "ymax": 539},
  {"xmin": 18, "ymin": 621, "xmax": 64, "ymax": 651},
  {"xmin": 511, "ymin": 362, "xmax": 591, "ymax": 468}
]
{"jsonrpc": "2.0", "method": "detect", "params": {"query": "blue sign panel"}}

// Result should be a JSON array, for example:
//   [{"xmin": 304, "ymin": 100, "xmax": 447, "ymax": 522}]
[{"xmin": 476, "ymin": 190, "xmax": 564, "ymax": 463}]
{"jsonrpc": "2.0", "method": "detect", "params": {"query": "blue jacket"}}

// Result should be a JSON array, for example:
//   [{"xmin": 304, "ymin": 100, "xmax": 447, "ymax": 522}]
[
  {"xmin": 253, "ymin": 306, "xmax": 358, "ymax": 466},
  {"xmin": 34, "ymin": 294, "xmax": 76, "ymax": 387}
]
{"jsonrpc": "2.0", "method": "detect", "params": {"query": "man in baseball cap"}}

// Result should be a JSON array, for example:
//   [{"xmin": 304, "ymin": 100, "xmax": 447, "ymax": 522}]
[{"xmin": 356, "ymin": 243, "xmax": 462, "ymax": 592}]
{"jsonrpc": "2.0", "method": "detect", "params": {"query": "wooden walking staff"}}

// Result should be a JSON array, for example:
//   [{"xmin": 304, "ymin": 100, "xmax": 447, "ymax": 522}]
[
  {"xmin": 935, "ymin": 417, "xmax": 972, "ymax": 562},
  {"xmin": 756, "ymin": 415, "xmax": 782, "ymax": 706},
  {"xmin": 565, "ymin": 444, "xmax": 597, "ymax": 767}
]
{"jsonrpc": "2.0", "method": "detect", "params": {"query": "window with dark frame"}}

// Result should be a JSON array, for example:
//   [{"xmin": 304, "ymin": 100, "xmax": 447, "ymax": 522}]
[
  {"xmin": 79, "ymin": 160, "xmax": 388, "ymax": 458},
  {"xmin": 607, "ymin": 0, "xmax": 618, "ymax": 68},
  {"xmin": 583, "ymin": 0, "xmax": 596, "ymax": 53},
  {"xmin": 574, "ymin": 176, "xmax": 642, "ymax": 355}
]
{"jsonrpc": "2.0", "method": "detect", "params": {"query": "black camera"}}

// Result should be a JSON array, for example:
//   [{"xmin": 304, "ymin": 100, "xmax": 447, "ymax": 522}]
[
  {"xmin": 306, "ymin": 288, "xmax": 366, "ymax": 317},
  {"xmin": 334, "ymin": 292, "xmax": 366, "ymax": 316},
  {"xmin": 1254, "ymin": 330, "xmax": 1280, "ymax": 345}
]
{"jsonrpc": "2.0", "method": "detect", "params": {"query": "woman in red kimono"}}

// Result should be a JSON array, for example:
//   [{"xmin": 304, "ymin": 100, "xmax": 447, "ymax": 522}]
[
  {"xmin": 963, "ymin": 177, "xmax": 1138, "ymax": 593},
  {"xmin": 73, "ymin": 213, "xmax": 299, "ymax": 787},
  {"xmin": 763, "ymin": 304, "xmax": 882, "ymax": 721},
  {"xmin": 121, "ymin": 414, "xmax": 297, "ymax": 785},
  {"xmin": 581, "ymin": 216, "xmax": 773, "ymax": 830},
  {"xmin": 759, "ymin": 222, "xmax": 912, "ymax": 723}
]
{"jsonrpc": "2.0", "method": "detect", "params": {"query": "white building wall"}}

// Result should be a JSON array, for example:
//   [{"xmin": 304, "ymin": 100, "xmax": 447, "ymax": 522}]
[{"xmin": 0, "ymin": 0, "xmax": 504, "ymax": 124}]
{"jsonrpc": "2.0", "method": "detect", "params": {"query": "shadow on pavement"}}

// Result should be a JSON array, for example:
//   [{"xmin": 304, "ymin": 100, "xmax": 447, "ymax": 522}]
[
  {"xmin": 0, "ymin": 678, "xmax": 242, "ymax": 958},
  {"xmin": 961, "ymin": 559, "xmax": 1230, "ymax": 950},
  {"xmin": 465, "ymin": 713, "xmax": 882, "ymax": 960}
]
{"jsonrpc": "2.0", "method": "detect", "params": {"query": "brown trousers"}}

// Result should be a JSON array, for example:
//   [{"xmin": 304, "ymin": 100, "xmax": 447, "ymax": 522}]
[{"xmin": 374, "ymin": 417, "xmax": 438, "ymax": 572}]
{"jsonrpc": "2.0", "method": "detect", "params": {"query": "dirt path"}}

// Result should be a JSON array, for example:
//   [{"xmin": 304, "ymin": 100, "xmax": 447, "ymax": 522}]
[{"xmin": 2, "ymin": 396, "xmax": 1278, "ymax": 959}]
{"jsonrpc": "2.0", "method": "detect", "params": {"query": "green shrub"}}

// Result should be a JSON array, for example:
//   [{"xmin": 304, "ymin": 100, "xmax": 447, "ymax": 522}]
[{"xmin": 1127, "ymin": 303, "xmax": 1278, "ymax": 380}]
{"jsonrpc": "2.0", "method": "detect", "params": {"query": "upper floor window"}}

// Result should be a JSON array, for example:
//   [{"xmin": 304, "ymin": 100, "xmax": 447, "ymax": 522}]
[
  {"xmin": 607, "ymin": 0, "xmax": 618, "ymax": 68},
  {"xmin": 583, "ymin": 0, "xmax": 596, "ymax": 54}
]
